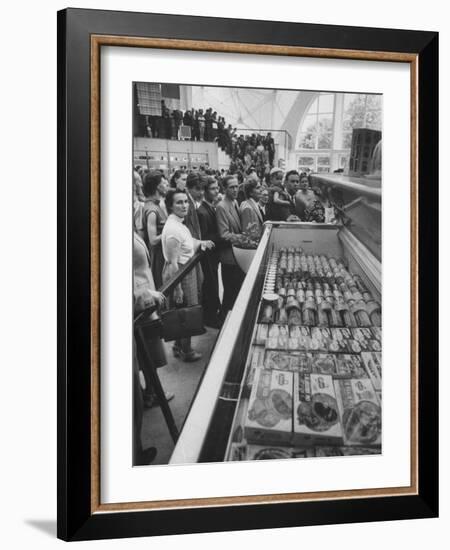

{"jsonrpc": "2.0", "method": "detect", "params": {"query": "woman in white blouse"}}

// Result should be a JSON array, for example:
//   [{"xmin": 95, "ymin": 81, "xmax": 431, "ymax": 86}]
[{"xmin": 162, "ymin": 189, "xmax": 214, "ymax": 362}]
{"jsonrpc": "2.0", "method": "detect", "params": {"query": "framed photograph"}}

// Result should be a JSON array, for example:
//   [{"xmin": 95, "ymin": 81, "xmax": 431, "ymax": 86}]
[{"xmin": 57, "ymin": 8, "xmax": 438, "ymax": 541}]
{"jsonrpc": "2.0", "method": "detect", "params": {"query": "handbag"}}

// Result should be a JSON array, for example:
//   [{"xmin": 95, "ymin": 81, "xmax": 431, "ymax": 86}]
[{"xmin": 160, "ymin": 304, "xmax": 206, "ymax": 342}]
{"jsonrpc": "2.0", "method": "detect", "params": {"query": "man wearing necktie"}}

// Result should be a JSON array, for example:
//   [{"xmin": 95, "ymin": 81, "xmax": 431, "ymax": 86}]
[
  {"xmin": 258, "ymin": 186, "xmax": 269, "ymax": 221},
  {"xmin": 185, "ymin": 172, "xmax": 204, "ymax": 239},
  {"xmin": 240, "ymin": 179, "xmax": 264, "ymax": 238},
  {"xmin": 198, "ymin": 177, "xmax": 222, "ymax": 328},
  {"xmin": 216, "ymin": 174, "xmax": 246, "ymax": 317}
]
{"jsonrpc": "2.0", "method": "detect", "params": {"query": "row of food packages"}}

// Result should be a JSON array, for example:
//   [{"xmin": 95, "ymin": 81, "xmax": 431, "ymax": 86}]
[
  {"xmin": 254, "ymin": 324, "xmax": 382, "ymax": 353},
  {"xmin": 249, "ymin": 349, "xmax": 382, "ymax": 392},
  {"xmin": 244, "ymin": 369, "xmax": 382, "ymax": 448},
  {"xmin": 276, "ymin": 249, "xmax": 354, "ymax": 282},
  {"xmin": 229, "ymin": 443, "xmax": 381, "ymax": 461}
]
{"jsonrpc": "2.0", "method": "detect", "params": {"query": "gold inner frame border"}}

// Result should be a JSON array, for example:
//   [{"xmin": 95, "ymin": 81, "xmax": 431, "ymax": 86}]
[{"xmin": 89, "ymin": 35, "xmax": 419, "ymax": 514}]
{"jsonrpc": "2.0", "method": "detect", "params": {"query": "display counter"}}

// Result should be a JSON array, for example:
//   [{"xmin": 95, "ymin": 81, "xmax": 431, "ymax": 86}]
[
  {"xmin": 311, "ymin": 174, "xmax": 382, "ymax": 262},
  {"xmin": 170, "ymin": 222, "xmax": 381, "ymax": 465}
]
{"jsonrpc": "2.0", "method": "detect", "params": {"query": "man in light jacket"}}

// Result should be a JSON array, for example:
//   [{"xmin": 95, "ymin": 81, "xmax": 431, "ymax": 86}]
[
  {"xmin": 240, "ymin": 179, "xmax": 264, "ymax": 239},
  {"xmin": 216, "ymin": 175, "xmax": 245, "ymax": 317}
]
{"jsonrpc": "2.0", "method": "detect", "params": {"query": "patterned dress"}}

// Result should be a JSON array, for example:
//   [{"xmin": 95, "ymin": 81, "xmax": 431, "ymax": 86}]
[
  {"xmin": 142, "ymin": 198, "xmax": 168, "ymax": 289},
  {"xmin": 304, "ymin": 199, "xmax": 326, "ymax": 223}
]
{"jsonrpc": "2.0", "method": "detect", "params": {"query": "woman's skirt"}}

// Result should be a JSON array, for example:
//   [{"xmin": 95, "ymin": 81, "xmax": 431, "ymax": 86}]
[
  {"xmin": 149, "ymin": 243, "xmax": 165, "ymax": 290},
  {"xmin": 162, "ymin": 261, "xmax": 203, "ymax": 307}
]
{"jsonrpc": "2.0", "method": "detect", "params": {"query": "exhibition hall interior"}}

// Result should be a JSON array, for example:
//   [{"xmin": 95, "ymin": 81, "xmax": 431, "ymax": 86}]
[{"xmin": 133, "ymin": 82, "xmax": 382, "ymax": 466}]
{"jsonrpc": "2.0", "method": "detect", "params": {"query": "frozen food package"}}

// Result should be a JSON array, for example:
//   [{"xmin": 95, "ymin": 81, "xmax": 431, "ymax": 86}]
[
  {"xmin": 246, "ymin": 445, "xmax": 293, "ymax": 460},
  {"xmin": 335, "ymin": 354, "xmax": 368, "ymax": 379},
  {"xmin": 314, "ymin": 446, "xmax": 381, "ymax": 457},
  {"xmin": 334, "ymin": 378, "xmax": 382, "ymax": 446},
  {"xmin": 309, "ymin": 353, "xmax": 337, "ymax": 375},
  {"xmin": 293, "ymin": 373, "xmax": 343, "ymax": 446},
  {"xmin": 255, "ymin": 323, "xmax": 269, "ymax": 345},
  {"xmin": 264, "ymin": 351, "xmax": 311, "ymax": 373},
  {"xmin": 244, "ymin": 369, "xmax": 293, "ymax": 445},
  {"xmin": 250, "ymin": 345, "xmax": 265, "ymax": 369},
  {"xmin": 361, "ymin": 351, "xmax": 382, "ymax": 391}
]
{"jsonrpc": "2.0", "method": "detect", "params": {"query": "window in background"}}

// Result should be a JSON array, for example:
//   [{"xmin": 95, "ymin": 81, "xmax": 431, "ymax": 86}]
[
  {"xmin": 298, "ymin": 94, "xmax": 334, "ymax": 150},
  {"xmin": 342, "ymin": 94, "xmax": 382, "ymax": 148}
]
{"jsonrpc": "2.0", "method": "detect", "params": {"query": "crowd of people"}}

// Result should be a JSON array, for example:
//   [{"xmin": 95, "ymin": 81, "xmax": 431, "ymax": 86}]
[
  {"xmin": 142, "ymin": 102, "xmax": 231, "ymax": 144},
  {"xmin": 132, "ymin": 163, "xmax": 339, "ymax": 464},
  {"xmin": 138, "ymin": 101, "xmax": 278, "ymax": 178}
]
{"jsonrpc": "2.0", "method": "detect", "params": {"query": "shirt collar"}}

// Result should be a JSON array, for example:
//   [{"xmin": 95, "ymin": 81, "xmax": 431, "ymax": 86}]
[{"xmin": 169, "ymin": 213, "xmax": 185, "ymax": 223}]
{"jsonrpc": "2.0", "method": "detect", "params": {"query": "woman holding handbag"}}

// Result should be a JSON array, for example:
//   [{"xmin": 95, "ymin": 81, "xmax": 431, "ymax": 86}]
[{"xmin": 161, "ymin": 188, "xmax": 215, "ymax": 362}]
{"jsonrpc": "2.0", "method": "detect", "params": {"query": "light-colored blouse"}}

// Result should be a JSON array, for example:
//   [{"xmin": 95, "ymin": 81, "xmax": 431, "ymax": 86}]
[{"xmin": 161, "ymin": 213, "xmax": 194, "ymax": 265}]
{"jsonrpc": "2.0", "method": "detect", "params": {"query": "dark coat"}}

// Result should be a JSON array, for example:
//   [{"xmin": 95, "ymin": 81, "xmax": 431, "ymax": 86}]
[
  {"xmin": 185, "ymin": 192, "xmax": 202, "ymax": 240},
  {"xmin": 197, "ymin": 201, "xmax": 220, "ymax": 244}
]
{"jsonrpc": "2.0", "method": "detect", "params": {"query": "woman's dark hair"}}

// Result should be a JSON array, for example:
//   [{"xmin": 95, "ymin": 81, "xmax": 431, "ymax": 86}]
[
  {"xmin": 170, "ymin": 169, "xmax": 186, "ymax": 188},
  {"xmin": 142, "ymin": 171, "xmax": 163, "ymax": 197},
  {"xmin": 244, "ymin": 179, "xmax": 260, "ymax": 199},
  {"xmin": 165, "ymin": 188, "xmax": 187, "ymax": 213}
]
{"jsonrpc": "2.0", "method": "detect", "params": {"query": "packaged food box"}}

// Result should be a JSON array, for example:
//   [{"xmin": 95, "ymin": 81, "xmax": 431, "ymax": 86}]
[
  {"xmin": 311, "ymin": 327, "xmax": 331, "ymax": 352},
  {"xmin": 245, "ymin": 444, "xmax": 316, "ymax": 460},
  {"xmin": 264, "ymin": 350, "xmax": 295, "ymax": 371},
  {"xmin": 335, "ymin": 354, "xmax": 367, "ymax": 379},
  {"xmin": 330, "ymin": 328, "xmax": 351, "ymax": 352},
  {"xmin": 368, "ymin": 339, "xmax": 382, "ymax": 352},
  {"xmin": 327, "ymin": 338, "xmax": 342, "ymax": 353},
  {"xmin": 376, "ymin": 390, "xmax": 382, "ymax": 405},
  {"xmin": 334, "ymin": 378, "xmax": 382, "ymax": 446},
  {"xmin": 332, "ymin": 327, "xmax": 352, "ymax": 341},
  {"xmin": 304, "ymin": 335, "xmax": 321, "ymax": 352},
  {"xmin": 292, "ymin": 373, "xmax": 344, "ymax": 446},
  {"xmin": 314, "ymin": 446, "xmax": 381, "ymax": 457},
  {"xmin": 309, "ymin": 354, "xmax": 337, "ymax": 375},
  {"xmin": 227, "ymin": 443, "xmax": 247, "ymax": 461},
  {"xmin": 350, "ymin": 328, "xmax": 371, "ymax": 351},
  {"xmin": 361, "ymin": 352, "xmax": 382, "ymax": 391},
  {"xmin": 244, "ymin": 369, "xmax": 293, "ymax": 445},
  {"xmin": 278, "ymin": 325, "xmax": 290, "ymax": 350},
  {"xmin": 255, "ymin": 324, "xmax": 269, "ymax": 345},
  {"xmin": 352, "ymin": 327, "xmax": 373, "ymax": 341},
  {"xmin": 246, "ymin": 444, "xmax": 294, "ymax": 461},
  {"xmin": 244, "ymin": 366, "xmax": 256, "ymax": 392},
  {"xmin": 288, "ymin": 335, "xmax": 300, "ymax": 350},
  {"xmin": 371, "ymin": 326, "xmax": 382, "ymax": 342},
  {"xmin": 250, "ymin": 345, "xmax": 265, "ymax": 369},
  {"xmin": 265, "ymin": 324, "xmax": 281, "ymax": 349},
  {"xmin": 264, "ymin": 351, "xmax": 311, "ymax": 373}
]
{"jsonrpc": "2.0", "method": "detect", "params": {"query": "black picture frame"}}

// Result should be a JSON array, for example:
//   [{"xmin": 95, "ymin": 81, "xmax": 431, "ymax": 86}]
[{"xmin": 57, "ymin": 8, "xmax": 438, "ymax": 541}]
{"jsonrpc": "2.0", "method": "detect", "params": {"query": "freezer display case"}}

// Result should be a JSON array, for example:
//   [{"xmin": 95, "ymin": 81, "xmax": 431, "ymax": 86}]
[{"xmin": 170, "ymin": 222, "xmax": 381, "ymax": 465}]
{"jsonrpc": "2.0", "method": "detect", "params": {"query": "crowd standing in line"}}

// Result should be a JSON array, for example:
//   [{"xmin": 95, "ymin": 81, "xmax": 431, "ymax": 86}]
[
  {"xmin": 134, "ymin": 163, "xmax": 340, "ymax": 333},
  {"xmin": 132, "ymin": 161, "xmax": 339, "ymax": 463}
]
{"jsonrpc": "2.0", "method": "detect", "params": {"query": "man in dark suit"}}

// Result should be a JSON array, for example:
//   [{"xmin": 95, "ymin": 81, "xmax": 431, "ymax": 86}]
[
  {"xmin": 185, "ymin": 172, "xmax": 203, "ymax": 240},
  {"xmin": 197, "ymin": 177, "xmax": 222, "ymax": 328},
  {"xmin": 216, "ymin": 174, "xmax": 245, "ymax": 317}
]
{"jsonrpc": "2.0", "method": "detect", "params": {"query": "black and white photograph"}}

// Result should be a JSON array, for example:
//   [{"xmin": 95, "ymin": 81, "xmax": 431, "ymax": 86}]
[{"xmin": 132, "ymin": 82, "xmax": 382, "ymax": 466}]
